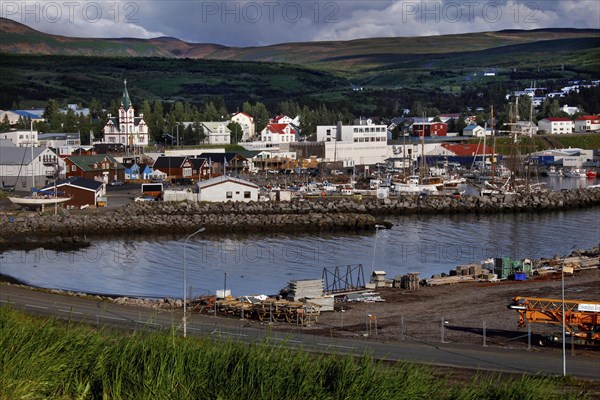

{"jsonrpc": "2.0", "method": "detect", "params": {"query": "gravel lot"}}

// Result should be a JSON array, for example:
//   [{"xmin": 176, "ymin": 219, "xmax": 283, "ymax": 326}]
[{"xmin": 307, "ymin": 268, "xmax": 600, "ymax": 352}]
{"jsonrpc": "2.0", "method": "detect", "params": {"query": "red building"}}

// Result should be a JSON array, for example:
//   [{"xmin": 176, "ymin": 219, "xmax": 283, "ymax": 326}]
[
  {"xmin": 412, "ymin": 122, "xmax": 448, "ymax": 137},
  {"xmin": 64, "ymin": 155, "xmax": 124, "ymax": 182}
]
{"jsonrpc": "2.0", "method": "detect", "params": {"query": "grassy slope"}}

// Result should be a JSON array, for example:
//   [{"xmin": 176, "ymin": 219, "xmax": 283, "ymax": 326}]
[{"xmin": 0, "ymin": 307, "xmax": 592, "ymax": 400}]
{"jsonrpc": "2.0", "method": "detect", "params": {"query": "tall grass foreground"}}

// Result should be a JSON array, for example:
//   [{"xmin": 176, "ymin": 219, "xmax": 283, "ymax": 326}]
[{"xmin": 0, "ymin": 307, "xmax": 589, "ymax": 399}]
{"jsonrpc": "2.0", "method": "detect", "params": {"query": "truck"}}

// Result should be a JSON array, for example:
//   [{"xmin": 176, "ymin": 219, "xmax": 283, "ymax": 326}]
[{"xmin": 140, "ymin": 183, "xmax": 163, "ymax": 201}]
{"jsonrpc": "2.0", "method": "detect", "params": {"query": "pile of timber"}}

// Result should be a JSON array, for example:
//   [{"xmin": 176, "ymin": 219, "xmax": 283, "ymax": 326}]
[
  {"xmin": 284, "ymin": 279, "xmax": 324, "ymax": 301},
  {"xmin": 395, "ymin": 273, "xmax": 421, "ymax": 290}
]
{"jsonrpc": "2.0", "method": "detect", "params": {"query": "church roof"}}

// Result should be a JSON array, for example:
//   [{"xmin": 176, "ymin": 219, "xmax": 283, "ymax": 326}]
[{"xmin": 121, "ymin": 79, "xmax": 132, "ymax": 110}]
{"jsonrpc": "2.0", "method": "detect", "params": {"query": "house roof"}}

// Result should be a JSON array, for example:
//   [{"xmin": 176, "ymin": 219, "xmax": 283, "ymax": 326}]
[
  {"xmin": 463, "ymin": 125, "xmax": 482, "ymax": 131},
  {"xmin": 188, "ymin": 157, "xmax": 208, "ymax": 169},
  {"xmin": 197, "ymin": 175, "xmax": 258, "ymax": 190},
  {"xmin": 46, "ymin": 177, "xmax": 103, "ymax": 192},
  {"xmin": 575, "ymin": 115, "xmax": 600, "ymax": 121},
  {"xmin": 201, "ymin": 122, "xmax": 231, "ymax": 133},
  {"xmin": 152, "ymin": 156, "xmax": 187, "ymax": 168},
  {"xmin": 0, "ymin": 146, "xmax": 48, "ymax": 165},
  {"xmin": 264, "ymin": 123, "xmax": 296, "ymax": 135},
  {"xmin": 441, "ymin": 143, "xmax": 494, "ymax": 156},
  {"xmin": 121, "ymin": 79, "xmax": 132, "ymax": 109},
  {"xmin": 199, "ymin": 152, "xmax": 246, "ymax": 163},
  {"xmin": 0, "ymin": 139, "xmax": 16, "ymax": 147},
  {"xmin": 66, "ymin": 154, "xmax": 122, "ymax": 171},
  {"xmin": 232, "ymin": 112, "xmax": 254, "ymax": 121},
  {"xmin": 542, "ymin": 118, "xmax": 571, "ymax": 122}
]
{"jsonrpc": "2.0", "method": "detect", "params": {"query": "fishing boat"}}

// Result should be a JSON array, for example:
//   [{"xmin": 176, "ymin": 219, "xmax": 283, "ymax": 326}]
[
  {"xmin": 586, "ymin": 169, "xmax": 597, "ymax": 178},
  {"xmin": 546, "ymin": 166, "xmax": 563, "ymax": 177},
  {"xmin": 564, "ymin": 168, "xmax": 587, "ymax": 178}
]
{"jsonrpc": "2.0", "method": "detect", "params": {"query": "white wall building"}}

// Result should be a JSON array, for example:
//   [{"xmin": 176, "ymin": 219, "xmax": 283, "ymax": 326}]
[
  {"xmin": 0, "ymin": 146, "xmax": 66, "ymax": 191},
  {"xmin": 538, "ymin": 118, "xmax": 574, "ymax": 135},
  {"xmin": 200, "ymin": 122, "xmax": 231, "ymax": 145},
  {"xmin": 230, "ymin": 112, "xmax": 255, "ymax": 141},
  {"xmin": 261, "ymin": 123, "xmax": 298, "ymax": 144},
  {"xmin": 574, "ymin": 115, "xmax": 600, "ymax": 133},
  {"xmin": 317, "ymin": 121, "xmax": 389, "ymax": 166},
  {"xmin": 0, "ymin": 129, "xmax": 39, "ymax": 146},
  {"xmin": 462, "ymin": 125, "xmax": 492, "ymax": 137},
  {"xmin": 197, "ymin": 175, "xmax": 258, "ymax": 202},
  {"xmin": 102, "ymin": 79, "xmax": 149, "ymax": 147}
]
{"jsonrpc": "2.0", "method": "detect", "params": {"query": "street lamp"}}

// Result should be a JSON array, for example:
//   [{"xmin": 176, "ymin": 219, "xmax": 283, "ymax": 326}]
[
  {"xmin": 371, "ymin": 224, "xmax": 386, "ymax": 275},
  {"xmin": 183, "ymin": 227, "xmax": 205, "ymax": 337},
  {"xmin": 562, "ymin": 245, "xmax": 576, "ymax": 376}
]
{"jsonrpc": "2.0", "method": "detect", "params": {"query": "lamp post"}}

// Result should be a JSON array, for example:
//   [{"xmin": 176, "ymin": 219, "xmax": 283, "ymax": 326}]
[
  {"xmin": 562, "ymin": 245, "xmax": 576, "ymax": 376},
  {"xmin": 183, "ymin": 227, "xmax": 205, "ymax": 337},
  {"xmin": 371, "ymin": 224, "xmax": 386, "ymax": 275}
]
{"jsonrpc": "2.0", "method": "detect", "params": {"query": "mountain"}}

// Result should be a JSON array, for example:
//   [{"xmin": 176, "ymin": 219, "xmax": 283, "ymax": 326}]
[{"xmin": 1, "ymin": 17, "xmax": 598, "ymax": 72}]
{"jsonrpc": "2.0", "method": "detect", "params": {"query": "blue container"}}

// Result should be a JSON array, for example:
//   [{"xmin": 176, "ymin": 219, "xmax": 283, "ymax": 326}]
[{"xmin": 514, "ymin": 273, "xmax": 527, "ymax": 281}]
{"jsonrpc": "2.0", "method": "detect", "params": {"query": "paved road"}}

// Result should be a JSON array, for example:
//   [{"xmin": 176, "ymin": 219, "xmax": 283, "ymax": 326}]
[{"xmin": 1, "ymin": 284, "xmax": 599, "ymax": 380}]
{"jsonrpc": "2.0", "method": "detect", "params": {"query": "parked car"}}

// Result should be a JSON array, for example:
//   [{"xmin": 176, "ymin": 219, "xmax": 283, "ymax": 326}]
[{"xmin": 109, "ymin": 180, "xmax": 124, "ymax": 186}]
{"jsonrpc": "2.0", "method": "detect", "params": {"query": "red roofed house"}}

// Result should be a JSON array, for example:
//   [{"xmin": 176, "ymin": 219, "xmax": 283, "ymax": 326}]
[
  {"xmin": 437, "ymin": 143, "xmax": 495, "ymax": 157},
  {"xmin": 411, "ymin": 122, "xmax": 447, "ymax": 137},
  {"xmin": 260, "ymin": 123, "xmax": 298, "ymax": 143},
  {"xmin": 574, "ymin": 115, "xmax": 600, "ymax": 133},
  {"xmin": 537, "ymin": 118, "xmax": 573, "ymax": 135}
]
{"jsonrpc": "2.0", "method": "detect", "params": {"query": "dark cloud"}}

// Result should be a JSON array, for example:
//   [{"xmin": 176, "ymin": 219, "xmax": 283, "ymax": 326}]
[{"xmin": 2, "ymin": 0, "xmax": 598, "ymax": 46}]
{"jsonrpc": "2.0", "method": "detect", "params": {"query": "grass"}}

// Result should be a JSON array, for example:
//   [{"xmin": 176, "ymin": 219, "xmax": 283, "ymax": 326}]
[{"xmin": 0, "ymin": 307, "xmax": 593, "ymax": 400}]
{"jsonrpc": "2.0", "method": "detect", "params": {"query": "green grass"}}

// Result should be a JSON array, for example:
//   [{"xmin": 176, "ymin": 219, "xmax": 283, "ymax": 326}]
[{"xmin": 0, "ymin": 307, "xmax": 593, "ymax": 400}]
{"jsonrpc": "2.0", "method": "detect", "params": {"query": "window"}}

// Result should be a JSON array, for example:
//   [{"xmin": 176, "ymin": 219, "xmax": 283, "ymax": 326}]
[
  {"xmin": 72, "ymin": 165, "xmax": 76, "ymax": 172},
  {"xmin": 226, "ymin": 191, "xmax": 233, "ymax": 199},
  {"xmin": 244, "ymin": 191, "xmax": 251, "ymax": 199},
  {"xmin": 236, "ymin": 191, "xmax": 240, "ymax": 194}
]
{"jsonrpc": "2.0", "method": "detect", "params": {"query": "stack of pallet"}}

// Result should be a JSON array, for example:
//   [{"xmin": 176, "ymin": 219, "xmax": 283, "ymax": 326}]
[
  {"xmin": 285, "ymin": 279, "xmax": 324, "ymax": 301},
  {"xmin": 399, "ymin": 272, "xmax": 421, "ymax": 290}
]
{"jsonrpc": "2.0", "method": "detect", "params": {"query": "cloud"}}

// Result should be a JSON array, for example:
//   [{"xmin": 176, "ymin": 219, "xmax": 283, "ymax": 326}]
[{"xmin": 2, "ymin": 0, "xmax": 598, "ymax": 46}]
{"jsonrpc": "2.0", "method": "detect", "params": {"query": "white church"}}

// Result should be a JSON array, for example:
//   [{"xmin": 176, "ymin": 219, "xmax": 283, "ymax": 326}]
[{"xmin": 102, "ymin": 80, "xmax": 149, "ymax": 147}]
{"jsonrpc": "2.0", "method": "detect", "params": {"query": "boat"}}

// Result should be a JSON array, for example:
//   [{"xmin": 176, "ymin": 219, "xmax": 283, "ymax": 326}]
[
  {"xmin": 586, "ymin": 169, "xmax": 597, "ymax": 178},
  {"xmin": 563, "ymin": 168, "xmax": 587, "ymax": 178},
  {"xmin": 546, "ymin": 166, "xmax": 563, "ymax": 177},
  {"xmin": 8, "ymin": 195, "xmax": 71, "ymax": 207}
]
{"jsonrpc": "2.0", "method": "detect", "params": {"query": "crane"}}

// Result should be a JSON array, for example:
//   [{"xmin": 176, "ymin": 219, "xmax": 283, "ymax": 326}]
[{"xmin": 509, "ymin": 297, "xmax": 600, "ymax": 345}]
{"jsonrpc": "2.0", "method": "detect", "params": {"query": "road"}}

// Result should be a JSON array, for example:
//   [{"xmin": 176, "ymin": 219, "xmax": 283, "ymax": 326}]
[{"xmin": 1, "ymin": 284, "xmax": 599, "ymax": 380}]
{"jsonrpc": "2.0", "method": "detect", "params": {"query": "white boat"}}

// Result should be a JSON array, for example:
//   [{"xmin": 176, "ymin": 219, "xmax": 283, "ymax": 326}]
[
  {"xmin": 564, "ymin": 168, "xmax": 587, "ymax": 178},
  {"xmin": 8, "ymin": 195, "xmax": 71, "ymax": 207},
  {"xmin": 546, "ymin": 166, "xmax": 563, "ymax": 177}
]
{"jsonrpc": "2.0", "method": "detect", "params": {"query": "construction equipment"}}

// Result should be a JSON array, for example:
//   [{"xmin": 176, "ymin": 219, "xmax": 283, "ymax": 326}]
[{"xmin": 509, "ymin": 297, "xmax": 600, "ymax": 345}]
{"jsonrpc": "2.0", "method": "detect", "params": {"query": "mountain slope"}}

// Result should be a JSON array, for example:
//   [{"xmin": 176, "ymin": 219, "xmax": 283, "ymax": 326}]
[{"xmin": 1, "ymin": 17, "xmax": 598, "ymax": 72}]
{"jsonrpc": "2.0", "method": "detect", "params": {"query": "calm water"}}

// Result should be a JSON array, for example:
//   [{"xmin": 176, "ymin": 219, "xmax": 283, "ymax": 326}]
[{"xmin": 1, "ymin": 178, "xmax": 598, "ymax": 298}]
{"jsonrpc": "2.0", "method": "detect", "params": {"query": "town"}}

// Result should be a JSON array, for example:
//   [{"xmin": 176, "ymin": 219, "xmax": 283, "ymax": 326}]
[{"xmin": 0, "ymin": 78, "xmax": 598, "ymax": 208}]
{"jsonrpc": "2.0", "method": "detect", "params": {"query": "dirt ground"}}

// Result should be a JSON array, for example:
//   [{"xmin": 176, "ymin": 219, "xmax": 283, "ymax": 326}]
[{"xmin": 304, "ymin": 268, "xmax": 600, "ymax": 352}]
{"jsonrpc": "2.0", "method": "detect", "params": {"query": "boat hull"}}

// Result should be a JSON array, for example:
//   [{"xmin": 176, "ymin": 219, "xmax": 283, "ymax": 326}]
[{"xmin": 8, "ymin": 196, "xmax": 71, "ymax": 206}]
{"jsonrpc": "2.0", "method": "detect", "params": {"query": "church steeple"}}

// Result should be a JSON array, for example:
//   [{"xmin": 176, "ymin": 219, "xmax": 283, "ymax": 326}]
[{"xmin": 121, "ymin": 79, "xmax": 131, "ymax": 109}]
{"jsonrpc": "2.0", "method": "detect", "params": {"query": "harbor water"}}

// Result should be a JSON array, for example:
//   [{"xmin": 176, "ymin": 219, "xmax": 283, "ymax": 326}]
[{"xmin": 1, "ymin": 178, "xmax": 598, "ymax": 298}]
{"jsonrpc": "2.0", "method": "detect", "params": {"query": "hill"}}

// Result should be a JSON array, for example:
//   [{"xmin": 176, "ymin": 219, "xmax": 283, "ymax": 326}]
[{"xmin": 1, "ymin": 17, "xmax": 598, "ymax": 74}]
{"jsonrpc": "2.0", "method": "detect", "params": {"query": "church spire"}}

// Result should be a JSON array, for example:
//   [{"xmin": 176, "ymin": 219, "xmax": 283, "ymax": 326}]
[{"xmin": 121, "ymin": 78, "xmax": 131, "ymax": 109}]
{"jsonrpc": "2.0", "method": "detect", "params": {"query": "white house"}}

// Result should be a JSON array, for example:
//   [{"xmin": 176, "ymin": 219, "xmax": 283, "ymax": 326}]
[
  {"xmin": 316, "ymin": 121, "xmax": 389, "ymax": 166},
  {"xmin": 230, "ymin": 112, "xmax": 255, "ymax": 141},
  {"xmin": 200, "ymin": 122, "xmax": 231, "ymax": 145},
  {"xmin": 197, "ymin": 175, "xmax": 258, "ymax": 202},
  {"xmin": 462, "ymin": 125, "xmax": 491, "ymax": 137},
  {"xmin": 0, "ymin": 129, "xmax": 39, "ymax": 146},
  {"xmin": 560, "ymin": 105, "xmax": 581, "ymax": 116},
  {"xmin": 0, "ymin": 146, "xmax": 66, "ymax": 191},
  {"xmin": 260, "ymin": 123, "xmax": 298, "ymax": 144},
  {"xmin": 271, "ymin": 115, "xmax": 300, "ymax": 125},
  {"xmin": 574, "ymin": 115, "xmax": 600, "ymax": 133},
  {"xmin": 514, "ymin": 121, "xmax": 539, "ymax": 137},
  {"xmin": 538, "ymin": 118, "xmax": 574, "ymax": 135},
  {"xmin": 102, "ymin": 79, "xmax": 149, "ymax": 147}
]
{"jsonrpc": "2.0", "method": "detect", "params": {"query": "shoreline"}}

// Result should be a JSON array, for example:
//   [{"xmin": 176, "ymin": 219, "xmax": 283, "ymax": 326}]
[{"xmin": 1, "ymin": 188, "xmax": 599, "ymax": 253}]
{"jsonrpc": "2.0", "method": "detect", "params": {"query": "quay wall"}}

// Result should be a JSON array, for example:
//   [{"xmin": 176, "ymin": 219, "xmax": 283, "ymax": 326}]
[{"xmin": 0, "ymin": 188, "xmax": 599, "ymax": 250}]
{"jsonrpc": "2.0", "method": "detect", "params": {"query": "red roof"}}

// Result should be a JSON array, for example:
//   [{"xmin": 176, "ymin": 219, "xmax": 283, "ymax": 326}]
[
  {"xmin": 441, "ymin": 143, "xmax": 494, "ymax": 156},
  {"xmin": 575, "ymin": 115, "xmax": 600, "ymax": 121},
  {"xmin": 543, "ymin": 118, "xmax": 571, "ymax": 122},
  {"xmin": 232, "ymin": 112, "xmax": 253, "ymax": 121},
  {"xmin": 265, "ymin": 123, "xmax": 296, "ymax": 135}
]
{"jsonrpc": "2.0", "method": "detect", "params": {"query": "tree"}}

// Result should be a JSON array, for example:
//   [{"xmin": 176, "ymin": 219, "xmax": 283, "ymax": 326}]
[
  {"xmin": 0, "ymin": 114, "xmax": 10, "ymax": 132},
  {"xmin": 228, "ymin": 122, "xmax": 243, "ymax": 143},
  {"xmin": 43, "ymin": 99, "xmax": 63, "ymax": 131}
]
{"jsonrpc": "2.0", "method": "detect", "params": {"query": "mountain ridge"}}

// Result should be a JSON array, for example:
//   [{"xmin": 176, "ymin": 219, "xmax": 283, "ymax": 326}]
[{"xmin": 1, "ymin": 17, "xmax": 598, "ymax": 71}]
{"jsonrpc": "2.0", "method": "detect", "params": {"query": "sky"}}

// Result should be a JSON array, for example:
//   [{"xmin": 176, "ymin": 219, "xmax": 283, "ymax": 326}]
[{"xmin": 2, "ymin": 0, "xmax": 599, "ymax": 46}]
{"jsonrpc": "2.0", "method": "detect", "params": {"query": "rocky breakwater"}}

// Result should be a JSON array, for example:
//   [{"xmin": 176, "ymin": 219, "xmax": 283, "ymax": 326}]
[{"xmin": 0, "ymin": 188, "xmax": 598, "ymax": 249}]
